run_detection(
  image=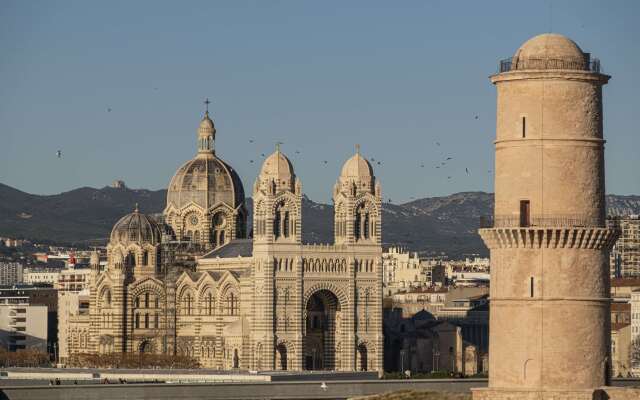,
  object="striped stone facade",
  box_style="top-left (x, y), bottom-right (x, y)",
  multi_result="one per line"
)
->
top-left (64, 113), bottom-right (383, 372)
